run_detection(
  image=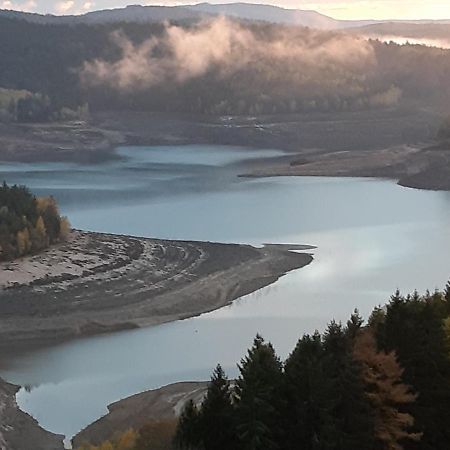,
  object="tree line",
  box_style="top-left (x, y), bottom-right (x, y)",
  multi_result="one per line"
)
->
top-left (1, 17), bottom-right (450, 118)
top-left (0, 182), bottom-right (70, 260)
top-left (0, 87), bottom-right (89, 123)
top-left (77, 283), bottom-right (450, 450)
